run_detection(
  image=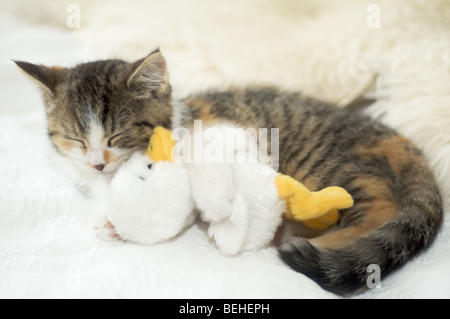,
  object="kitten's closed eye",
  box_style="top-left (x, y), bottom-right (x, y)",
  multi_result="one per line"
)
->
top-left (52, 134), bottom-right (86, 153)
top-left (67, 137), bottom-right (87, 149)
top-left (107, 133), bottom-right (124, 148)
